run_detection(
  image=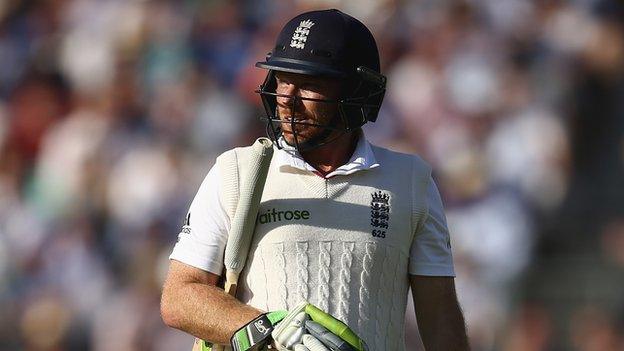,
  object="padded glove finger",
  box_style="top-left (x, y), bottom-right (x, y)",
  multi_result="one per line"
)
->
top-left (271, 302), bottom-right (310, 351)
top-left (302, 334), bottom-right (330, 351)
top-left (305, 321), bottom-right (355, 351)
top-left (304, 304), bottom-right (367, 351)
